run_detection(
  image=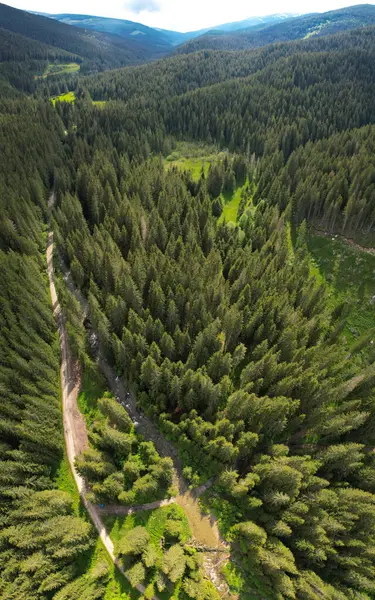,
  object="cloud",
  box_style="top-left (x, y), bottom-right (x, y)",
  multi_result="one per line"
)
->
top-left (124, 0), bottom-right (160, 12)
